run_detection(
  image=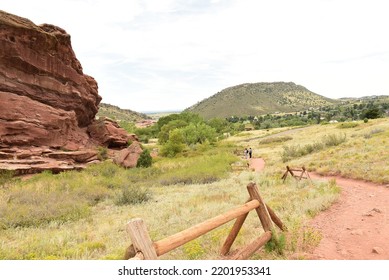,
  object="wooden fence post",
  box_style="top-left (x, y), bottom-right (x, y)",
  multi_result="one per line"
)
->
top-left (228, 231), bottom-right (272, 260)
top-left (154, 200), bottom-right (260, 256)
top-left (265, 203), bottom-right (287, 231)
top-left (220, 212), bottom-right (249, 256)
top-left (246, 183), bottom-right (274, 232)
top-left (126, 218), bottom-right (158, 260)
